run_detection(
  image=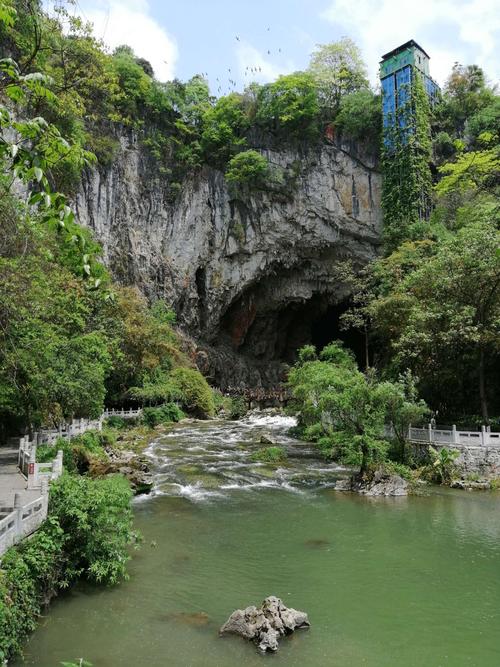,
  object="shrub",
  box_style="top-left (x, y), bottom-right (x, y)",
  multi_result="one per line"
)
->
top-left (382, 461), bottom-right (413, 481)
top-left (212, 389), bottom-right (231, 415)
top-left (0, 474), bottom-right (134, 662)
top-left (170, 367), bottom-right (215, 418)
top-left (225, 150), bottom-right (269, 186)
top-left (105, 415), bottom-right (127, 429)
top-left (229, 395), bottom-right (248, 420)
top-left (251, 446), bottom-right (287, 463)
top-left (425, 446), bottom-right (460, 485)
top-left (49, 473), bottom-right (135, 584)
top-left (0, 517), bottom-right (66, 662)
top-left (141, 403), bottom-right (185, 427)
top-left (36, 431), bottom-right (108, 474)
